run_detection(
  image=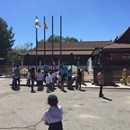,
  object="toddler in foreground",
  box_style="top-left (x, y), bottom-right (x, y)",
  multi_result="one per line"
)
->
top-left (41, 94), bottom-right (63, 130)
